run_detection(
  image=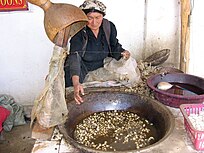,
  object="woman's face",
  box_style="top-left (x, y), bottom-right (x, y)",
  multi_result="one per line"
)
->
top-left (86, 12), bottom-right (103, 31)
